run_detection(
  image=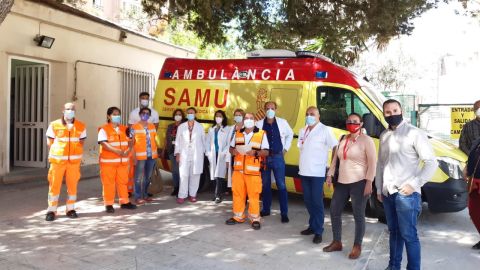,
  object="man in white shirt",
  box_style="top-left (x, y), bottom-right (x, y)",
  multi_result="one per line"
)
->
top-left (376, 99), bottom-right (437, 270)
top-left (297, 106), bottom-right (338, 244)
top-left (128, 92), bottom-right (159, 129)
top-left (256, 101), bottom-right (294, 223)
